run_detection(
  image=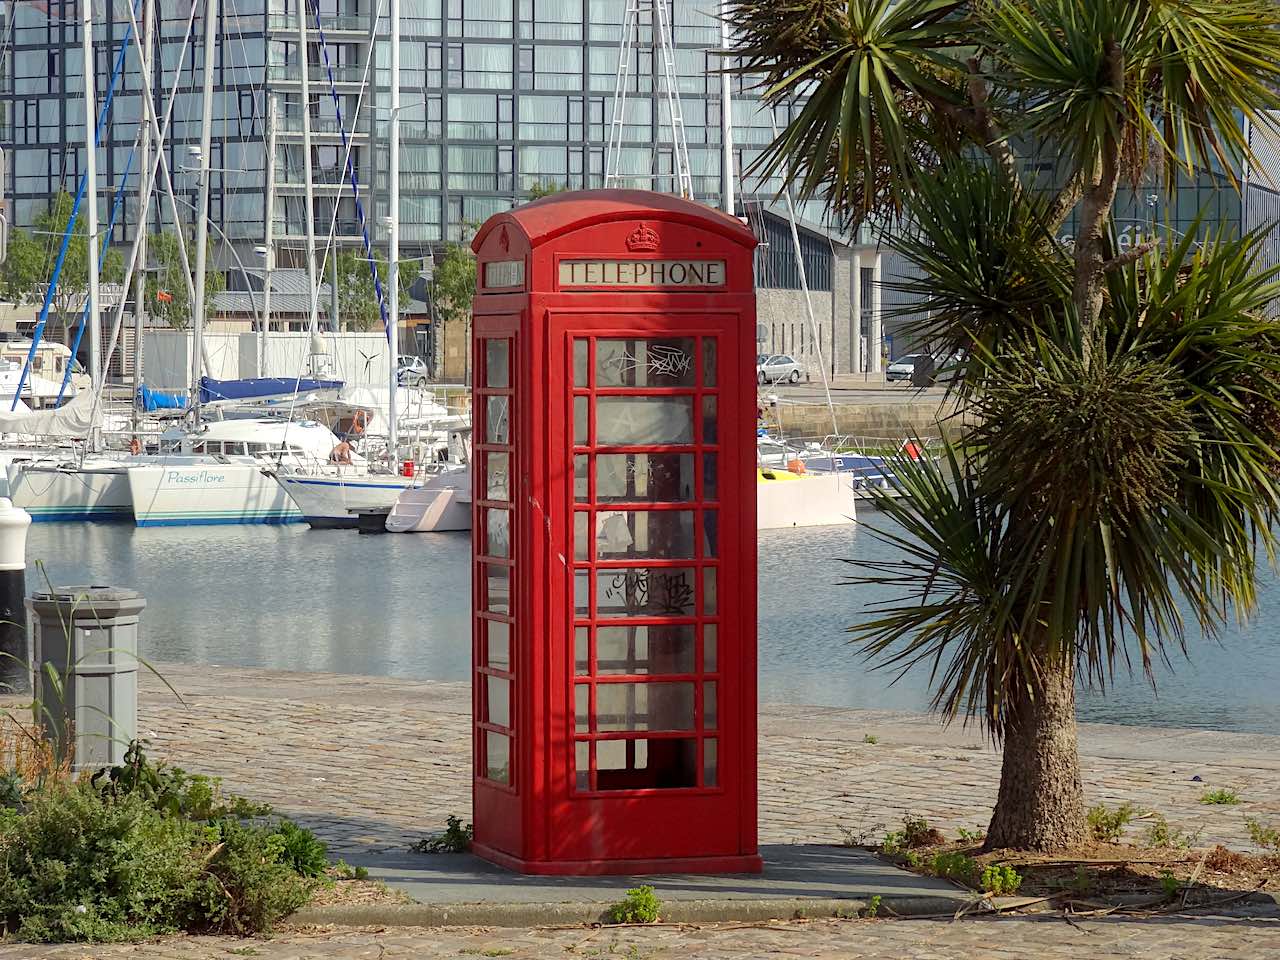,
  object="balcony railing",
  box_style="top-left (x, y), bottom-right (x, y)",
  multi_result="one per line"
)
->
top-left (275, 116), bottom-right (368, 138)
top-left (267, 13), bottom-right (370, 33)
top-left (267, 64), bottom-right (368, 85)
